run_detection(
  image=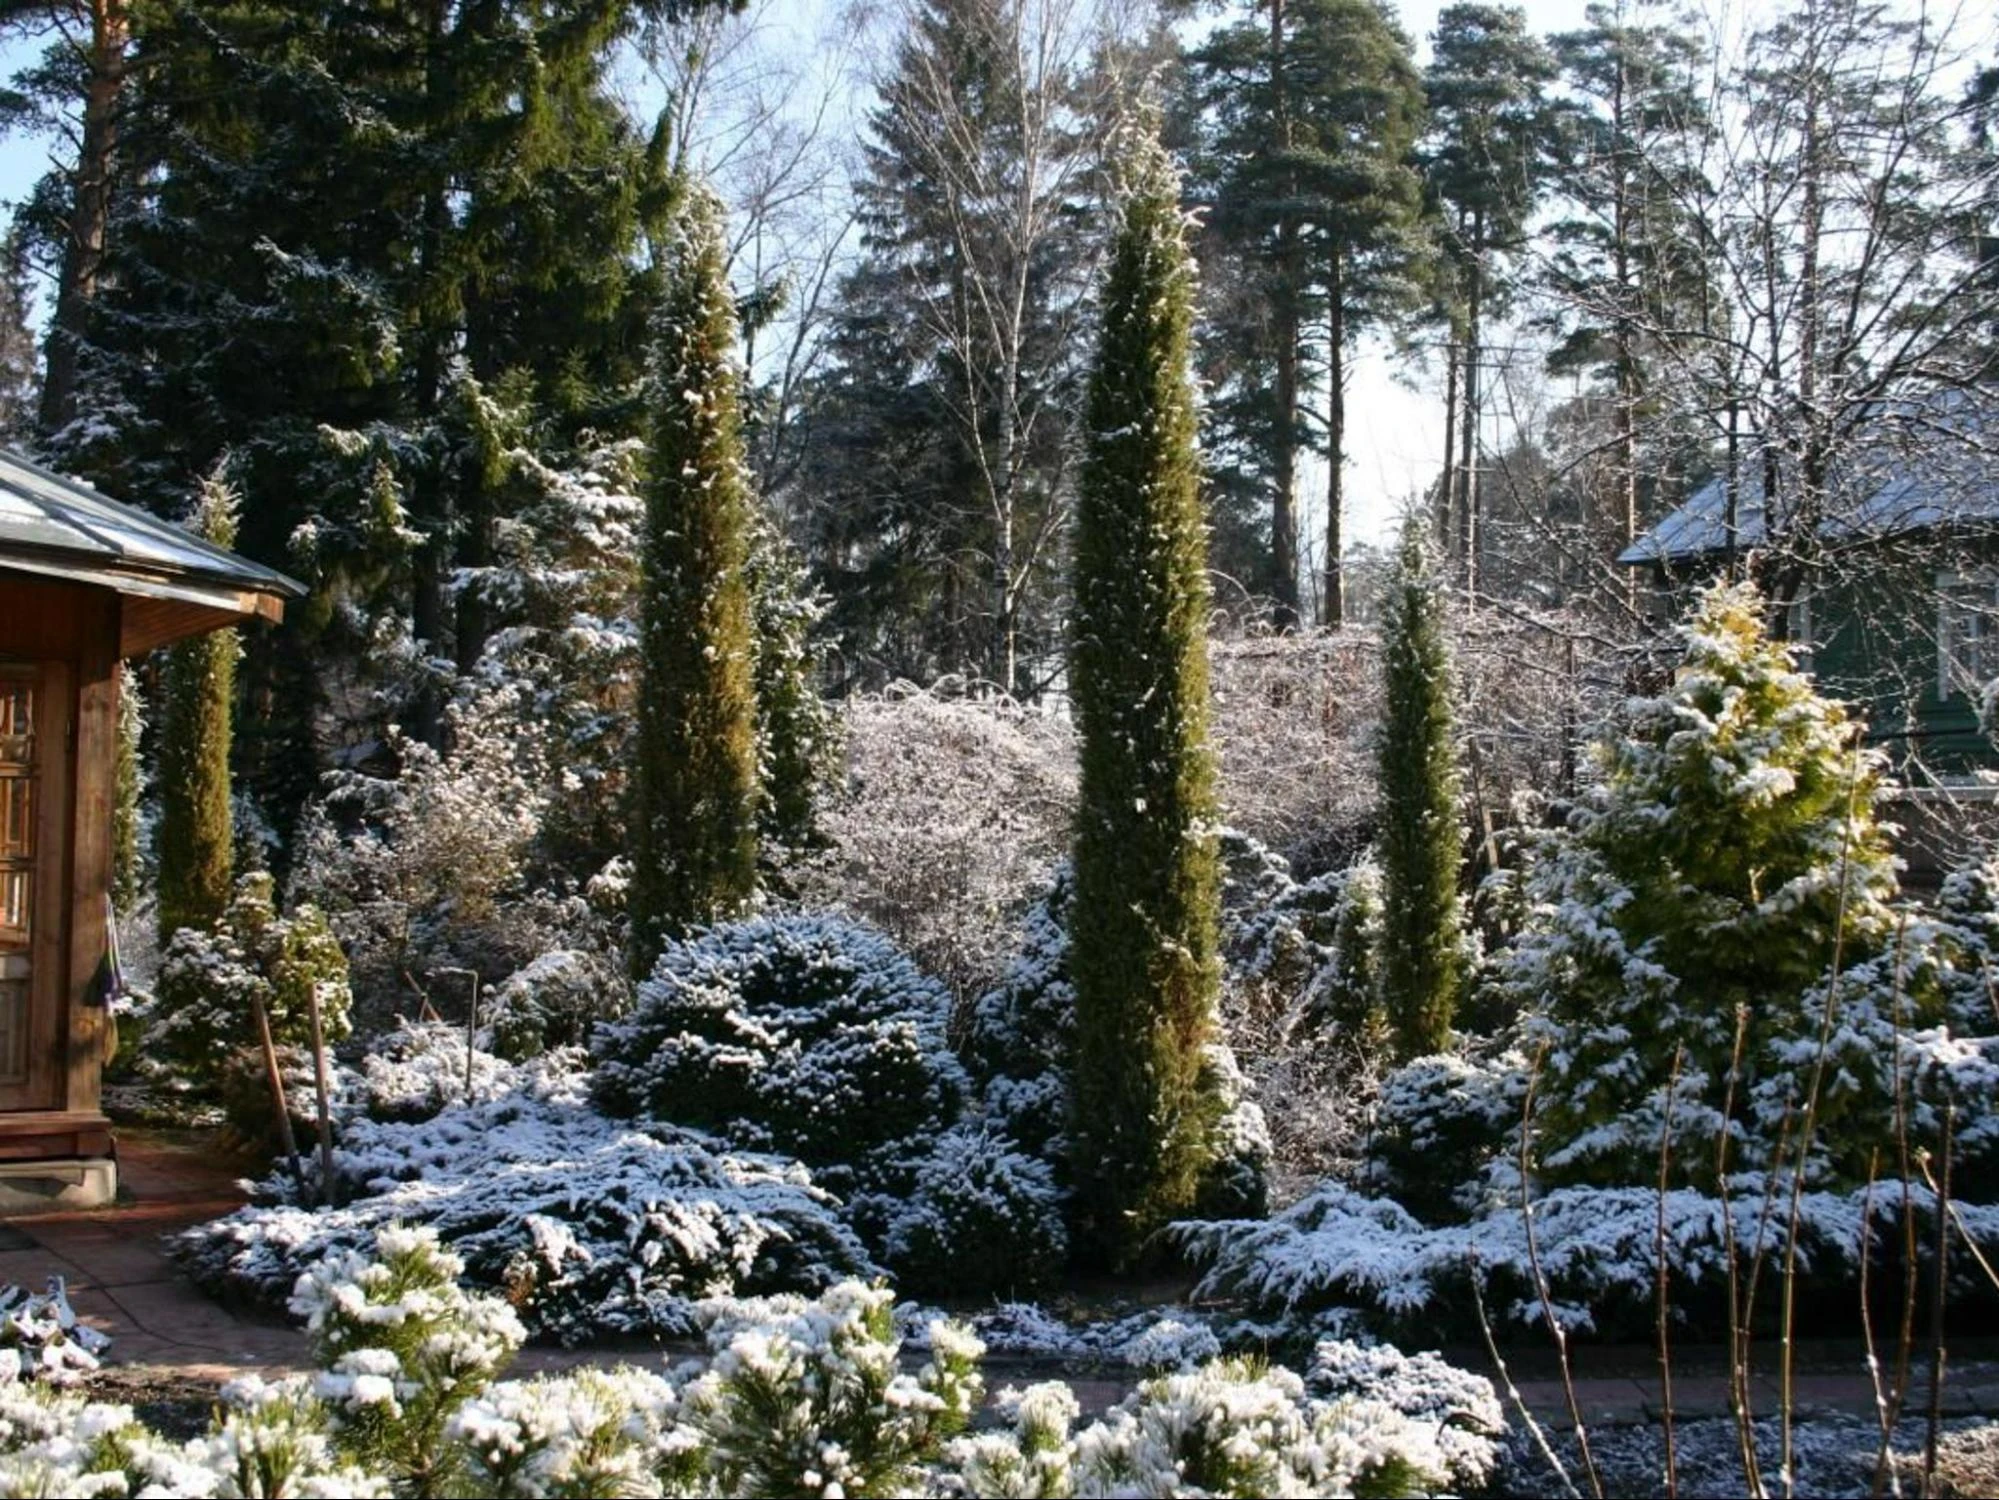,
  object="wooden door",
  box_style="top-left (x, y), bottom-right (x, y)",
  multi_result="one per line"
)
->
top-left (0, 661), bottom-right (68, 1111)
